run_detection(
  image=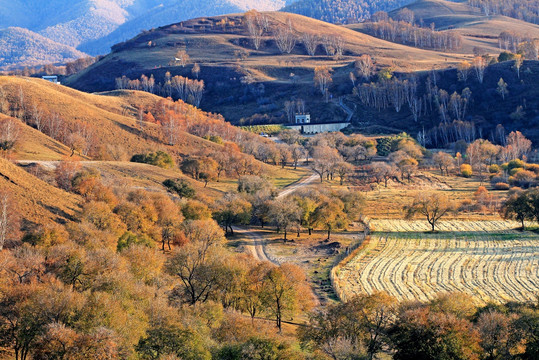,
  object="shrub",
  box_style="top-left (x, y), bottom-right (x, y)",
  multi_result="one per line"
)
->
top-left (494, 182), bottom-right (510, 190)
top-left (507, 159), bottom-right (525, 172)
top-left (117, 231), bottom-right (153, 252)
top-left (131, 151), bottom-right (175, 169)
top-left (163, 178), bottom-right (195, 199)
top-left (525, 163), bottom-right (539, 174)
top-left (488, 164), bottom-right (500, 174)
top-left (460, 164), bottom-right (473, 178)
top-left (510, 170), bottom-right (536, 188)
